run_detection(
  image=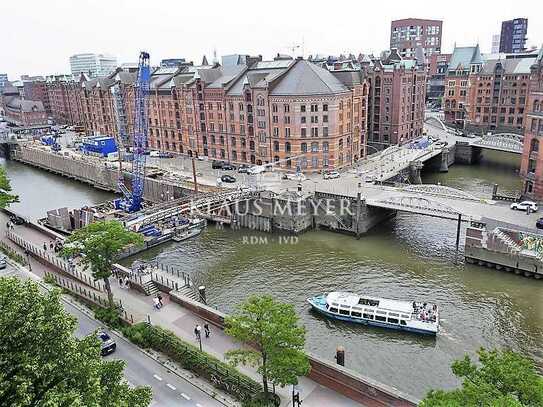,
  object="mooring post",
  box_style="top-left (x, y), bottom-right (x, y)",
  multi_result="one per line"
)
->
top-left (456, 213), bottom-right (462, 250)
top-left (335, 346), bottom-right (345, 366)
